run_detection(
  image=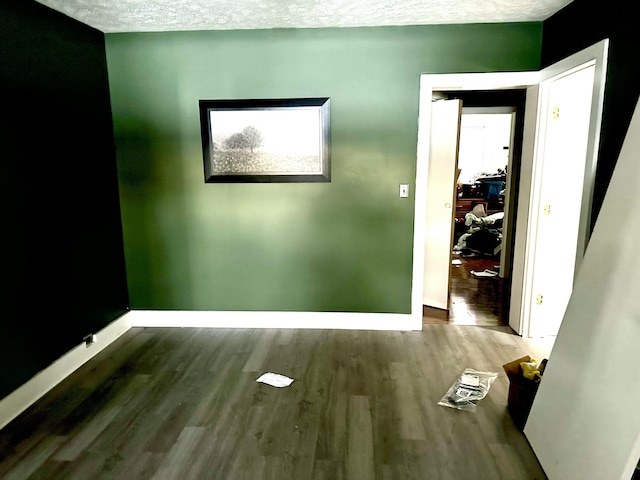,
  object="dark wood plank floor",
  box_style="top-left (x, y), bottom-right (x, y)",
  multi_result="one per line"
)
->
top-left (424, 253), bottom-right (507, 326)
top-left (0, 326), bottom-right (546, 479)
